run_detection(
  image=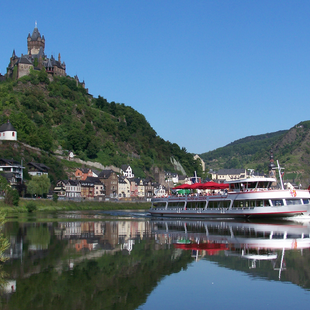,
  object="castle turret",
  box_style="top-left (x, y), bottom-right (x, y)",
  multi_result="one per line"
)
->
top-left (27, 22), bottom-right (45, 55)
